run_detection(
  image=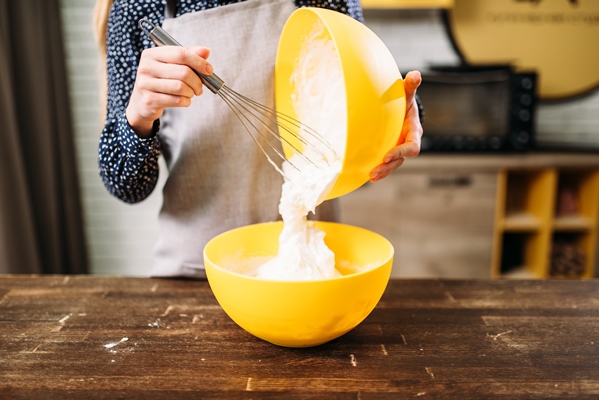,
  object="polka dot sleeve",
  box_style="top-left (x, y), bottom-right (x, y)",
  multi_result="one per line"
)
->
top-left (98, 0), bottom-right (164, 204)
top-left (98, 0), bottom-right (363, 204)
